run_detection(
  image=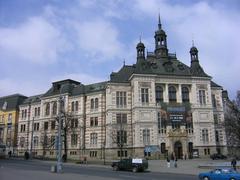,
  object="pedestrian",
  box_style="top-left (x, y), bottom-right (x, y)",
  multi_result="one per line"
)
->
top-left (8, 150), bottom-right (12, 158)
top-left (24, 151), bottom-right (29, 160)
top-left (174, 157), bottom-right (178, 168)
top-left (231, 158), bottom-right (237, 171)
top-left (166, 157), bottom-right (170, 168)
